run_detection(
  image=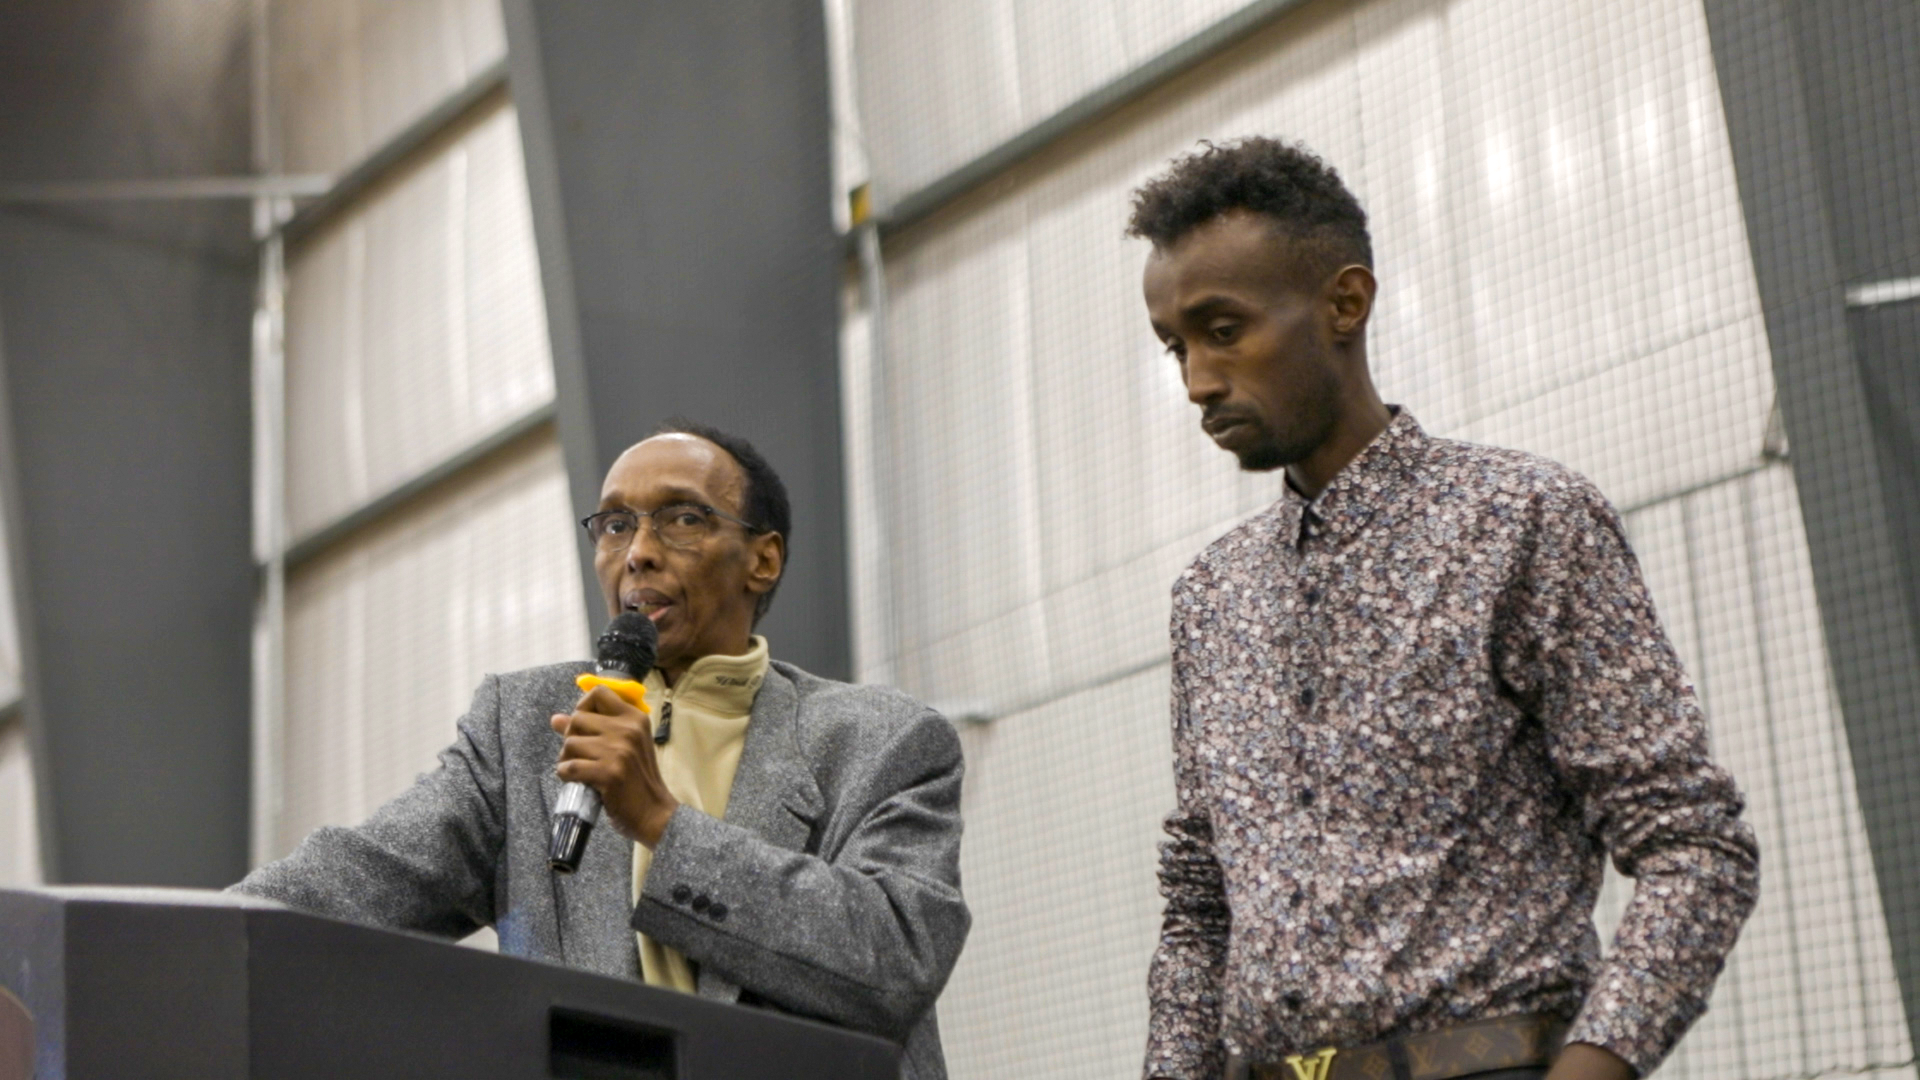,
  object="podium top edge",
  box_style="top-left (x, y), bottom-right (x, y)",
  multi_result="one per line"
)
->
top-left (1, 886), bottom-right (288, 910)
